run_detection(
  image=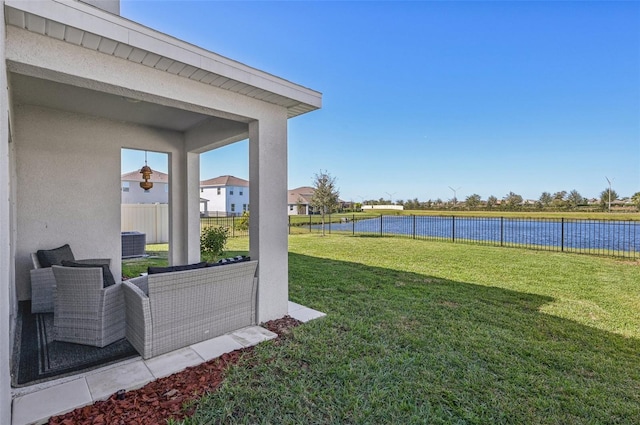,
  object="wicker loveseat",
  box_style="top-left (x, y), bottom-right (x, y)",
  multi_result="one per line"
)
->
top-left (122, 260), bottom-right (258, 359)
